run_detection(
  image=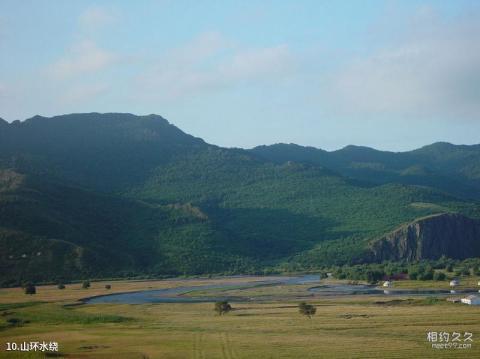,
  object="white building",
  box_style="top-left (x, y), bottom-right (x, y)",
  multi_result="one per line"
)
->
top-left (461, 295), bottom-right (480, 305)
top-left (450, 279), bottom-right (460, 287)
top-left (383, 281), bottom-right (392, 287)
